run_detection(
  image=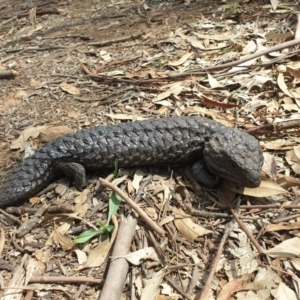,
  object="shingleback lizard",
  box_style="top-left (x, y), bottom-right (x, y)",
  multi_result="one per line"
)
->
top-left (0, 116), bottom-right (264, 207)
